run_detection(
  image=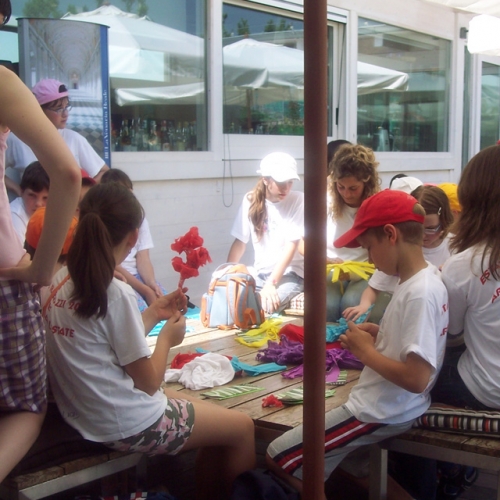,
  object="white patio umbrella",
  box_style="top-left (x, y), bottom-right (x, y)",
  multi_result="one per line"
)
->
top-left (113, 37), bottom-right (409, 106)
top-left (62, 5), bottom-right (204, 86)
top-left (357, 61), bottom-right (409, 95)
